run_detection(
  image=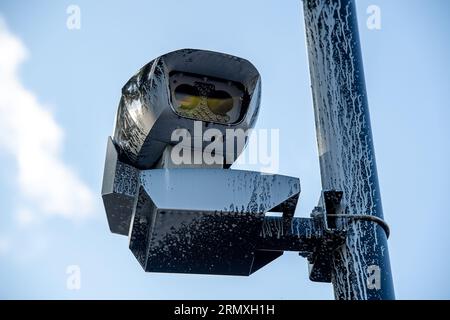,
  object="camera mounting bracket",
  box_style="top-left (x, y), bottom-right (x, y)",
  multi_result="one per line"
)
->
top-left (102, 137), bottom-right (389, 281)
